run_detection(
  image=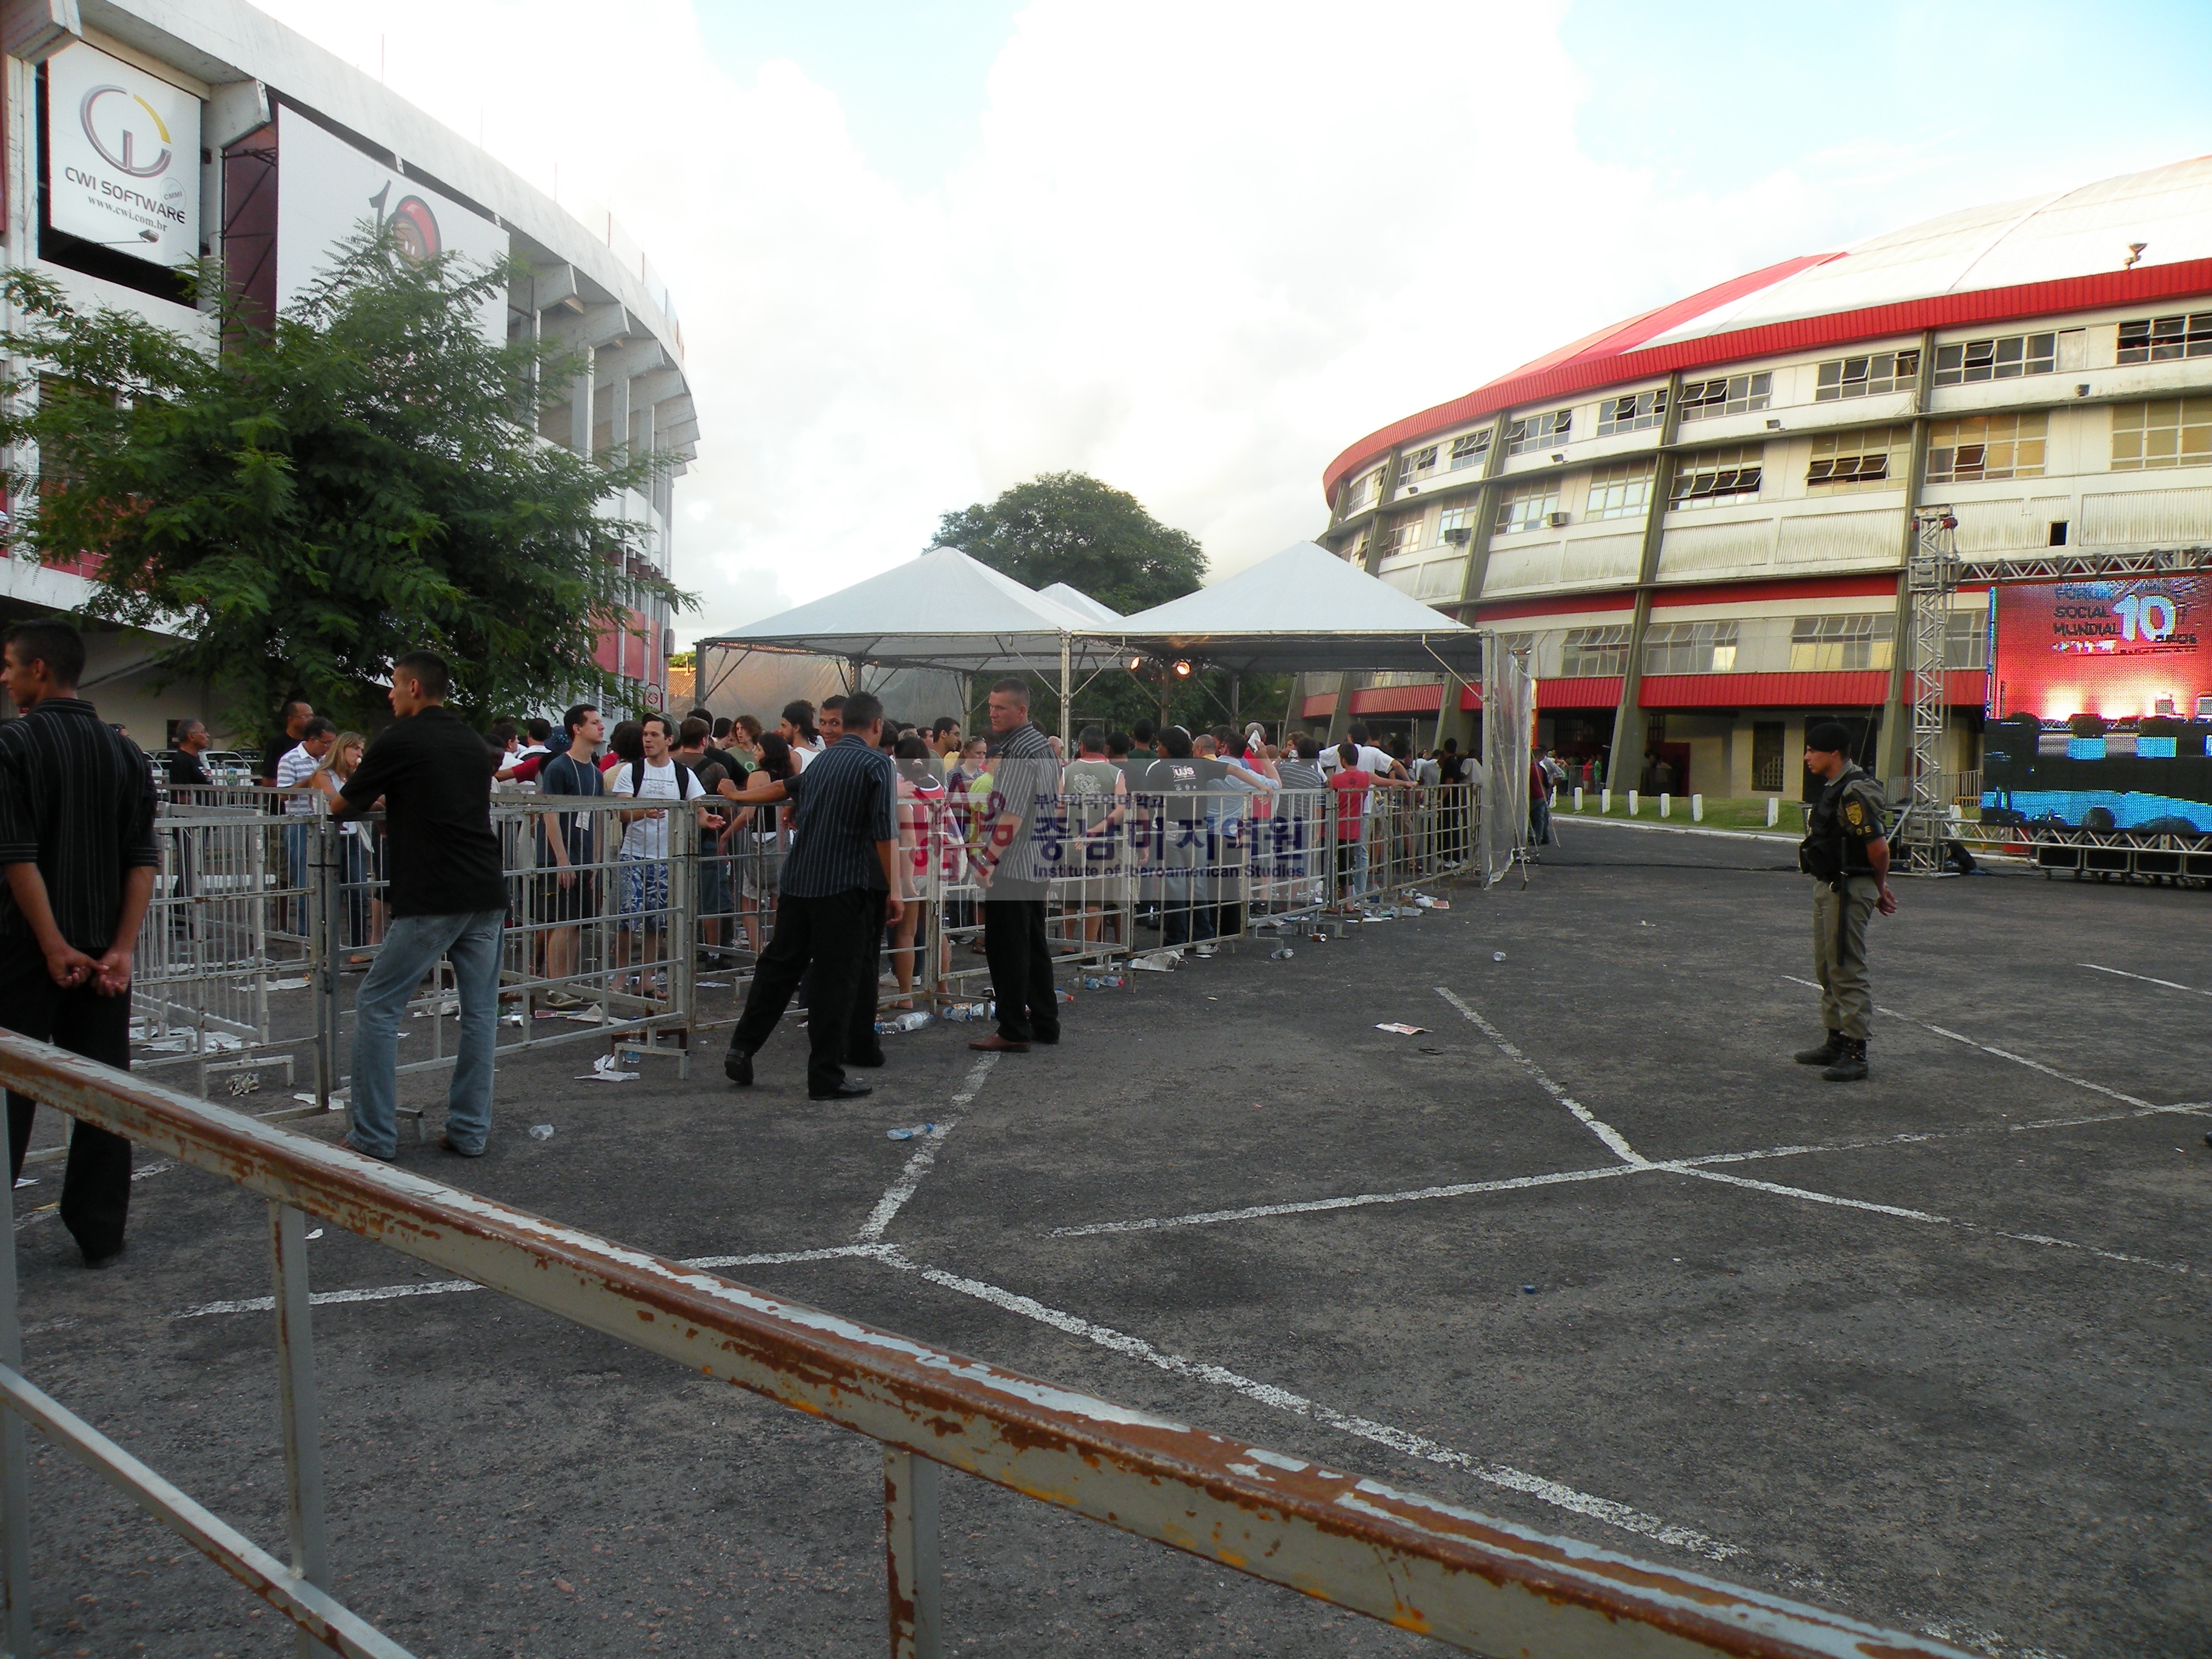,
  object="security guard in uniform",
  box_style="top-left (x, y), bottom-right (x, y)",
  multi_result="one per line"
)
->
top-left (1793, 721), bottom-right (1897, 1081)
